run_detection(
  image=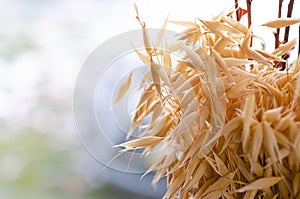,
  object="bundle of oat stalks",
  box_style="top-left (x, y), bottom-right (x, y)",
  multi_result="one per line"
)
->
top-left (115, 5), bottom-right (300, 199)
